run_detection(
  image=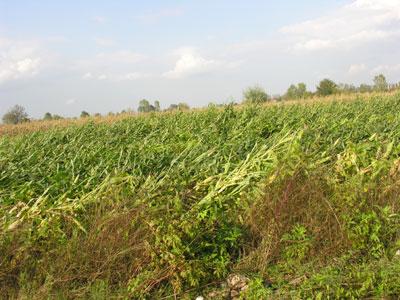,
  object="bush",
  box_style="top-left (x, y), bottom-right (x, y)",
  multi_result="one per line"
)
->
top-left (2, 105), bottom-right (29, 124)
top-left (243, 86), bottom-right (270, 104)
